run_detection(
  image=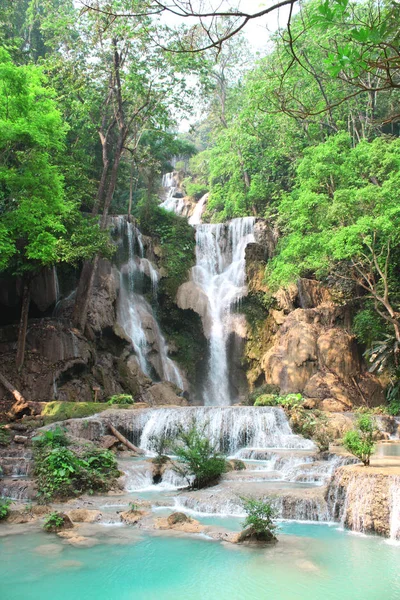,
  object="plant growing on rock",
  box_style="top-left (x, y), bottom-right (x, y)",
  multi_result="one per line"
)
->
top-left (0, 498), bottom-right (11, 520)
top-left (240, 497), bottom-right (278, 542)
top-left (0, 426), bottom-right (11, 447)
top-left (107, 394), bottom-right (134, 406)
top-left (43, 512), bottom-right (68, 532)
top-left (148, 433), bottom-right (171, 466)
top-left (172, 421), bottom-right (227, 489)
top-left (342, 413), bottom-right (377, 466)
top-left (33, 428), bottom-right (119, 500)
